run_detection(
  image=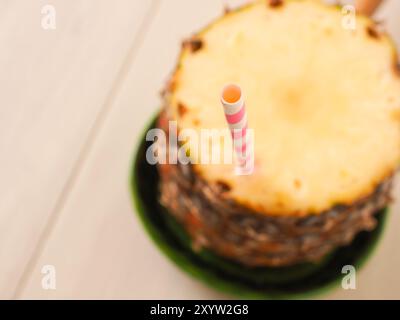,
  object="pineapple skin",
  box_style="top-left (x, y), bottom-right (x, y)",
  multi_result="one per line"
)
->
top-left (157, 110), bottom-right (392, 267)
